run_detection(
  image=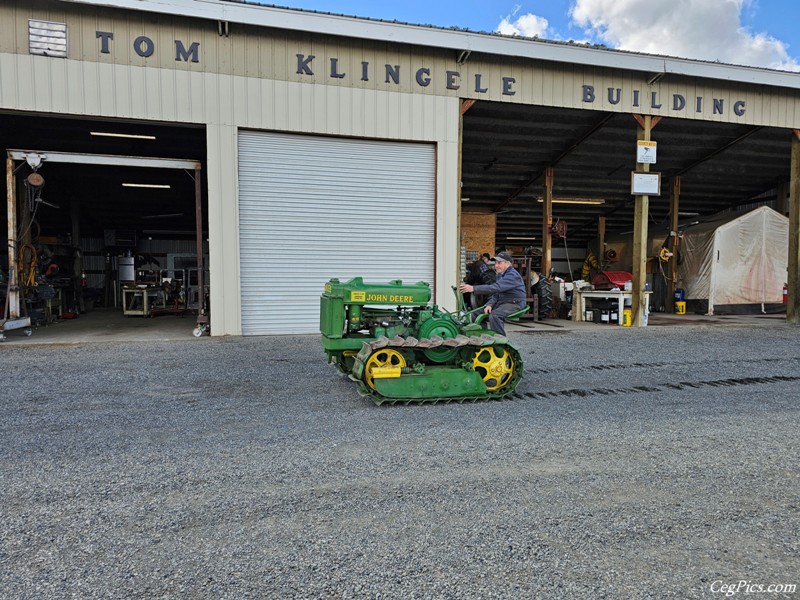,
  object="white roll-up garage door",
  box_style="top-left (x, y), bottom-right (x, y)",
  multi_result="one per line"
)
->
top-left (238, 131), bottom-right (435, 335)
